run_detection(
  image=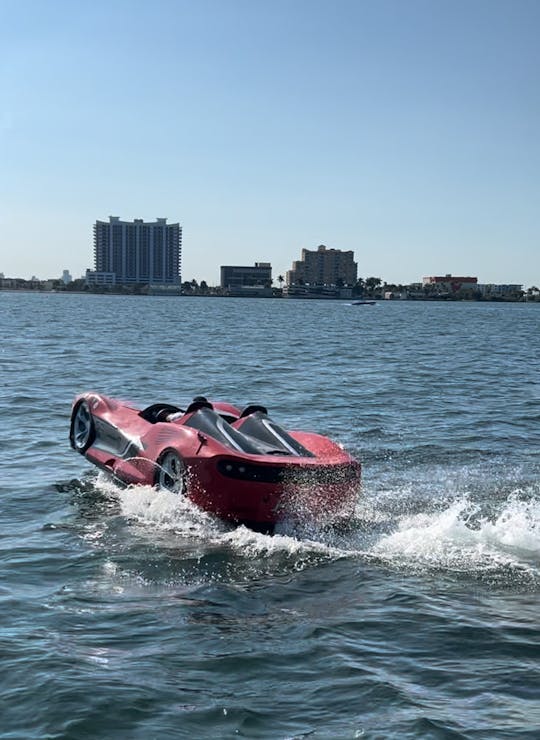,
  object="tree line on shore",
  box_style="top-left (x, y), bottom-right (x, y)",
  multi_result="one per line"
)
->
top-left (1, 275), bottom-right (538, 301)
